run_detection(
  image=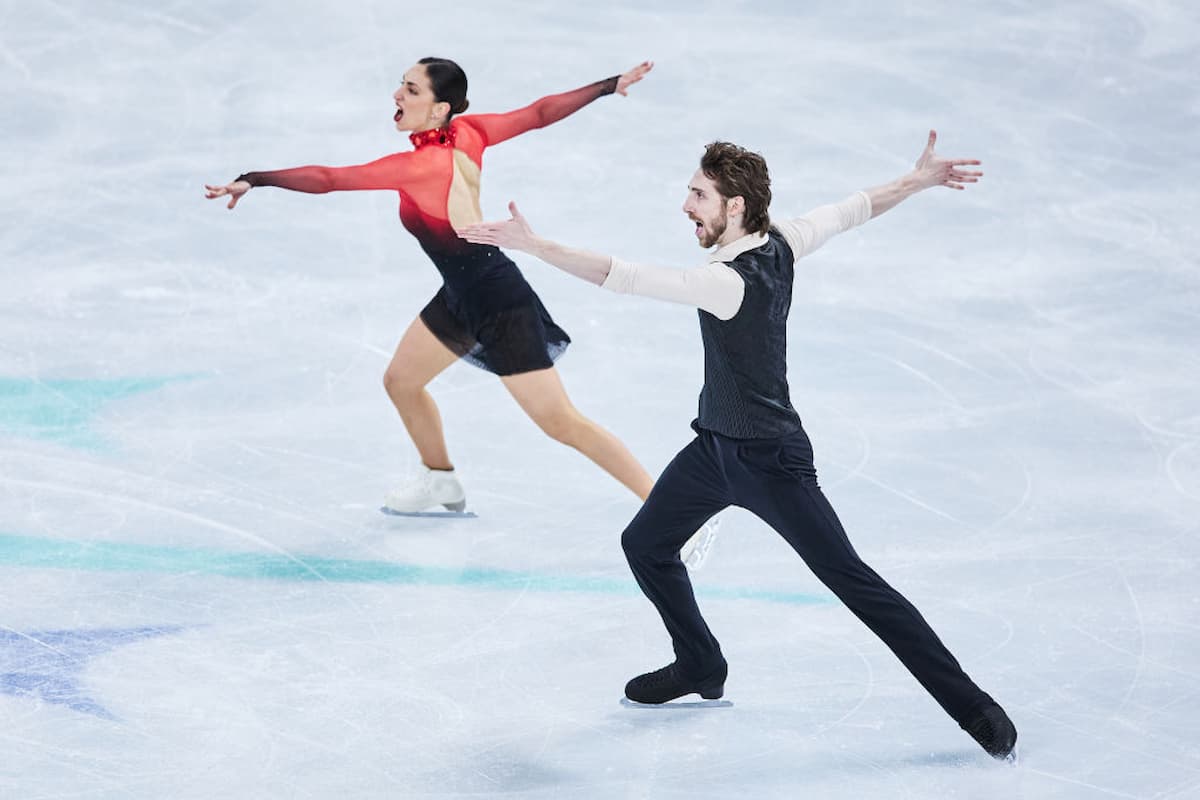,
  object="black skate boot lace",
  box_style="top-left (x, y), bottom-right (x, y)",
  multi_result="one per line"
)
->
top-left (638, 665), bottom-right (676, 688)
top-left (967, 714), bottom-right (998, 747)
